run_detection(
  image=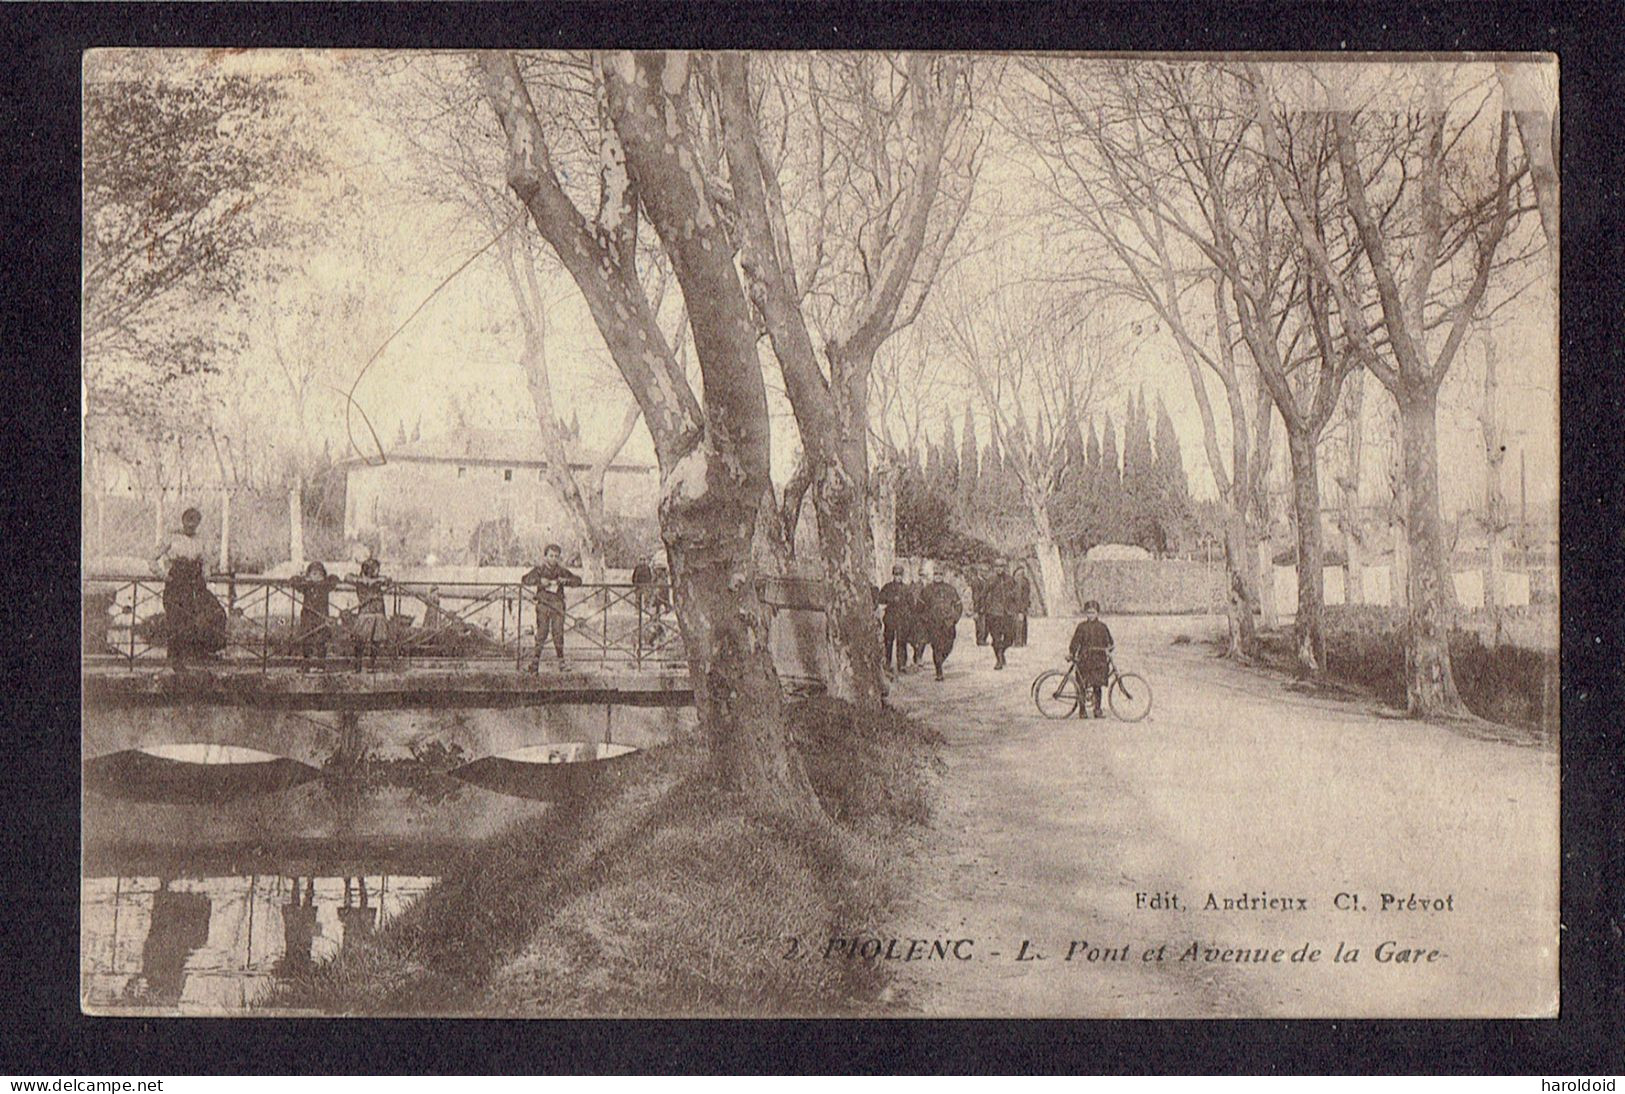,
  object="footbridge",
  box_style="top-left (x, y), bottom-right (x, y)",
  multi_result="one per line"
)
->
top-left (83, 573), bottom-right (828, 767)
